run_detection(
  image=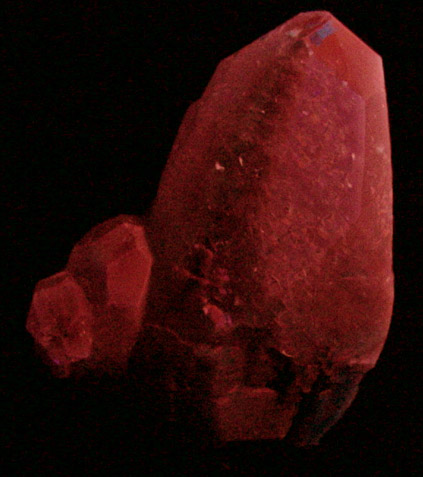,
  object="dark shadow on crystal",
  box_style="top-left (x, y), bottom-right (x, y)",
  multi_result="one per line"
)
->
top-left (285, 367), bottom-right (364, 446)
